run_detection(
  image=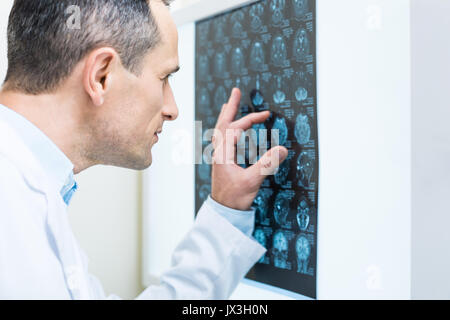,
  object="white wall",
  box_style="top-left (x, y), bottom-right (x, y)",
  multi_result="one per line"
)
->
top-left (171, 0), bottom-right (201, 11)
top-left (68, 167), bottom-right (142, 299)
top-left (316, 0), bottom-right (411, 299)
top-left (411, 0), bottom-right (450, 300)
top-left (142, 22), bottom-right (196, 287)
